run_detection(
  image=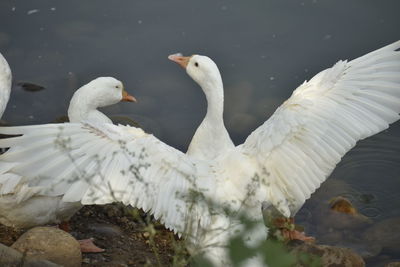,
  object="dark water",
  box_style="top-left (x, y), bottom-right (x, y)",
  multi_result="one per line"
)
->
top-left (1, 0), bottom-right (399, 265)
